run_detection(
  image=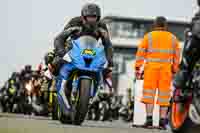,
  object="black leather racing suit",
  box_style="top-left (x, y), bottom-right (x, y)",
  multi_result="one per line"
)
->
top-left (174, 10), bottom-right (200, 89)
top-left (53, 16), bottom-right (113, 68)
